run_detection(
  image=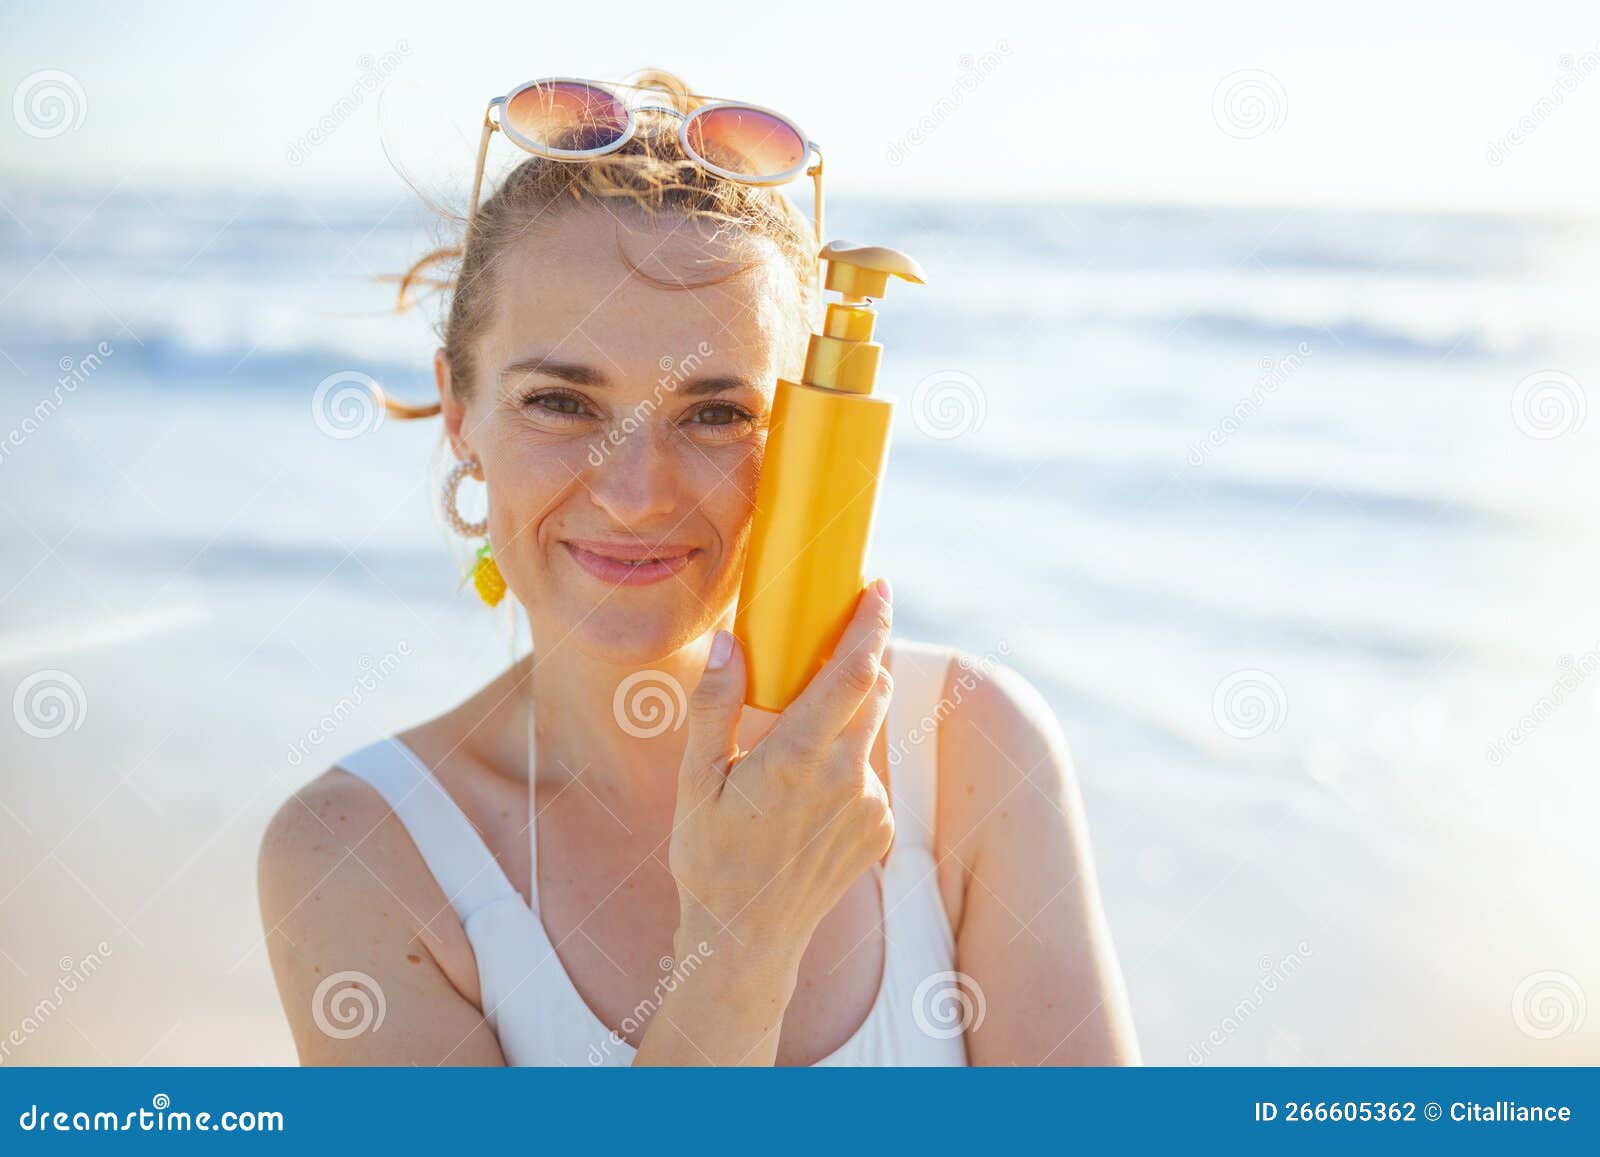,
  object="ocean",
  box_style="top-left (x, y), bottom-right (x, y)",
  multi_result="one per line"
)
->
top-left (1, 181), bottom-right (1597, 1064)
